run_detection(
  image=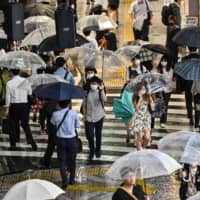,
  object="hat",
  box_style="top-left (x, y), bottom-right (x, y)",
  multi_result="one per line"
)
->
top-left (56, 57), bottom-right (66, 68)
top-left (85, 66), bottom-right (97, 74)
top-left (89, 76), bottom-right (102, 84)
